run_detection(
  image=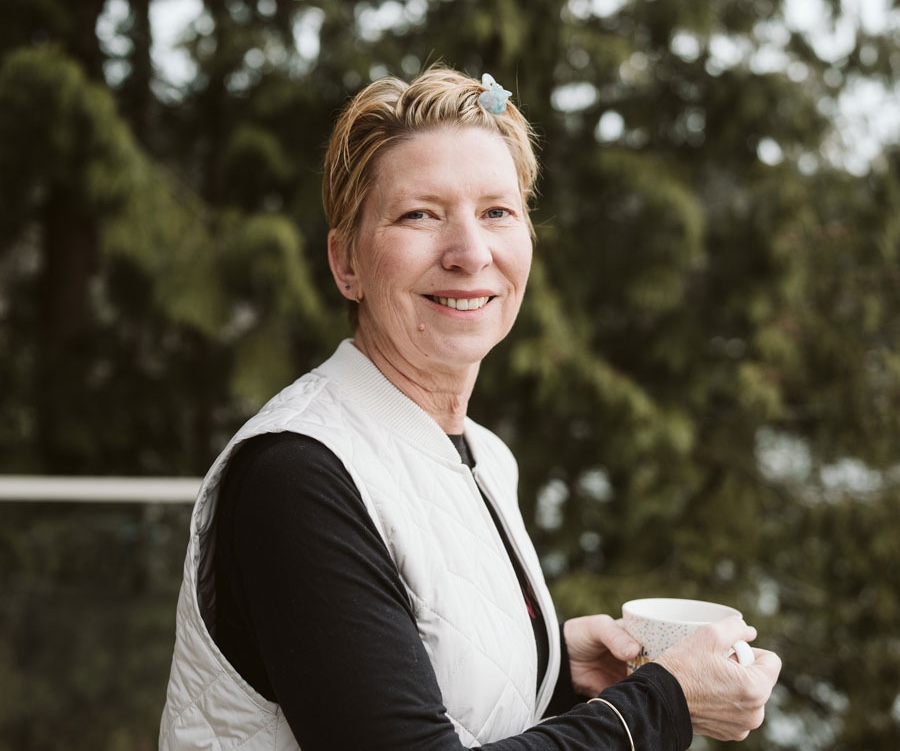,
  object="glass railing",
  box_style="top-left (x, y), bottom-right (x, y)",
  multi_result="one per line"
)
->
top-left (0, 477), bottom-right (200, 751)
